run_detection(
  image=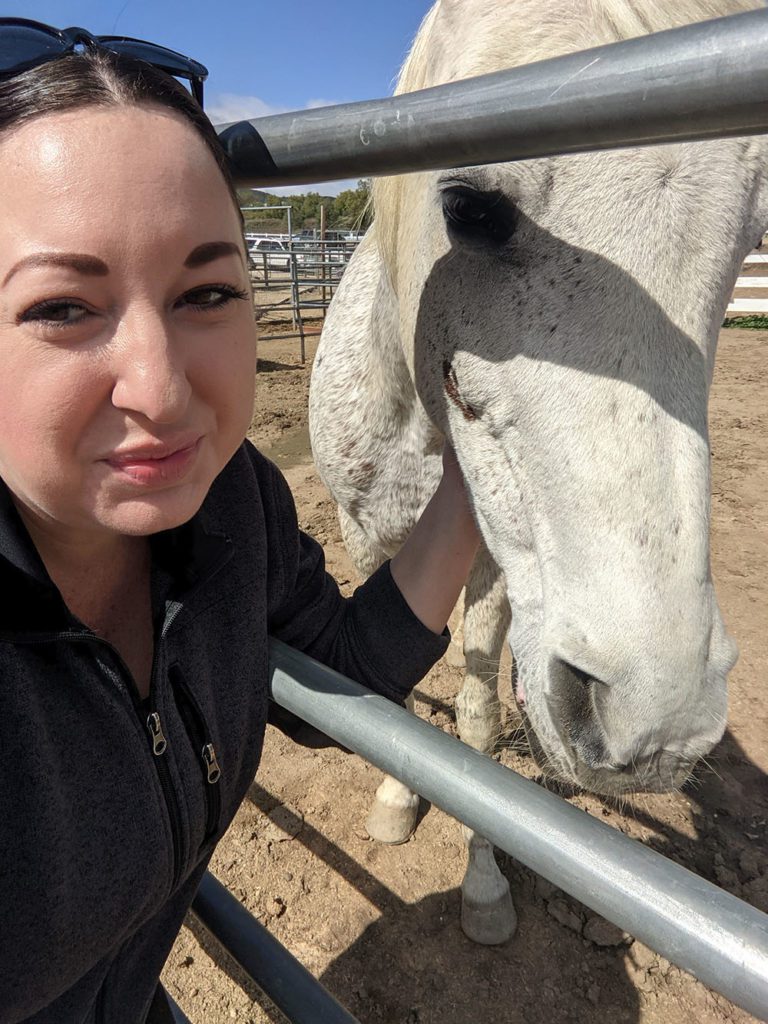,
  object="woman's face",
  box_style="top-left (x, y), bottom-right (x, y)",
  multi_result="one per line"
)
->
top-left (0, 103), bottom-right (257, 545)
